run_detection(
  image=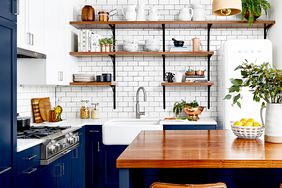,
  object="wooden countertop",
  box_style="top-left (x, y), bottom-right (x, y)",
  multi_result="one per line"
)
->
top-left (117, 130), bottom-right (282, 169)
